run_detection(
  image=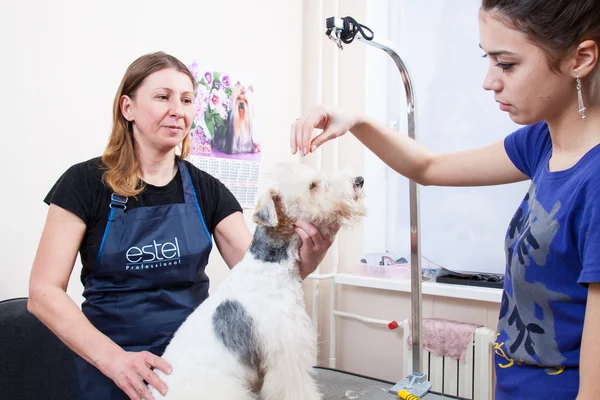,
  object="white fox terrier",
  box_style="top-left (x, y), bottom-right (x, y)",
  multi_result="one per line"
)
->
top-left (150, 163), bottom-right (366, 400)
